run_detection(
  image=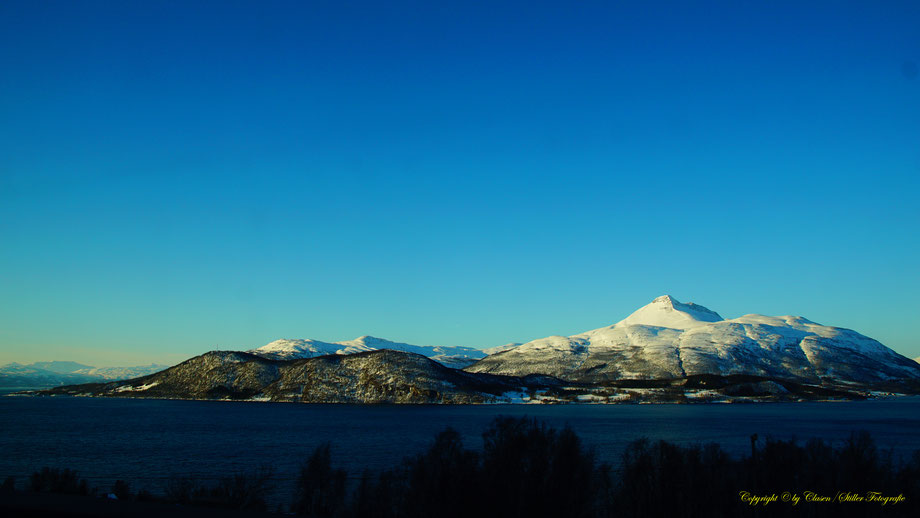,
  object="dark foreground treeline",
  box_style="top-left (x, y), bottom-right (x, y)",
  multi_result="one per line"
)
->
top-left (4, 417), bottom-right (919, 518)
